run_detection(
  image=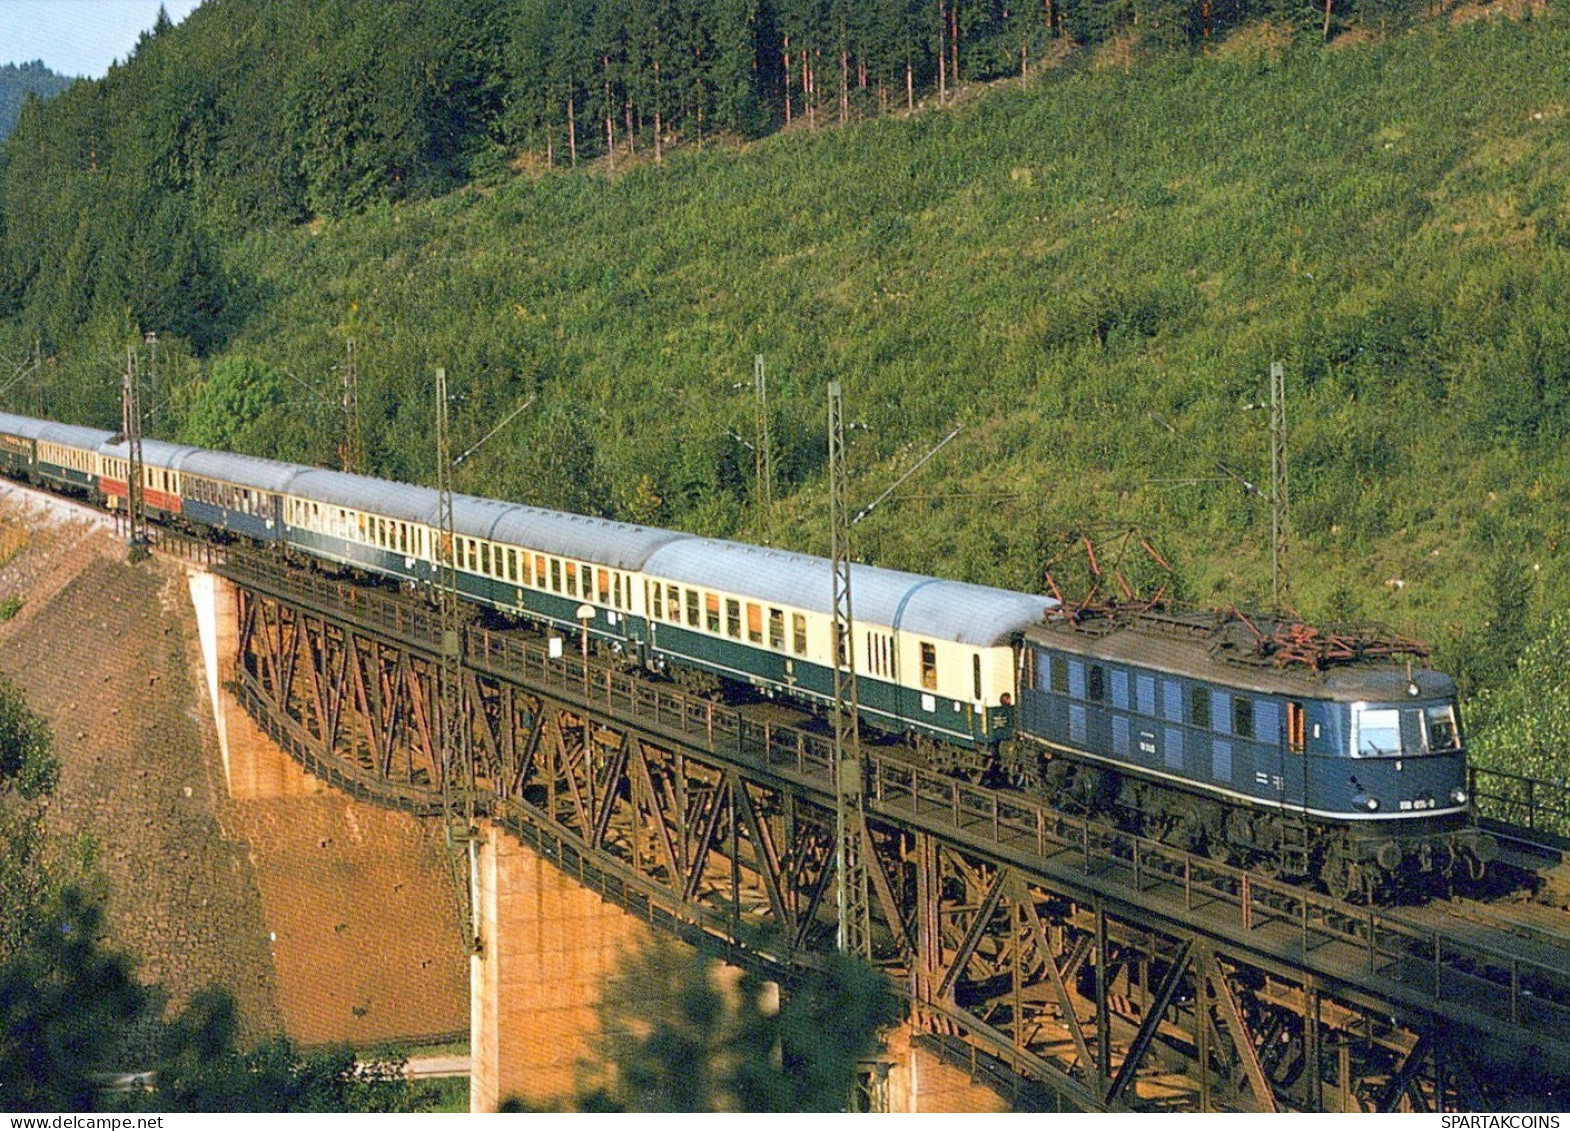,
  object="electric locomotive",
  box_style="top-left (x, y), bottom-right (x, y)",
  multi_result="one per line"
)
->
top-left (1008, 605), bottom-right (1493, 899)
